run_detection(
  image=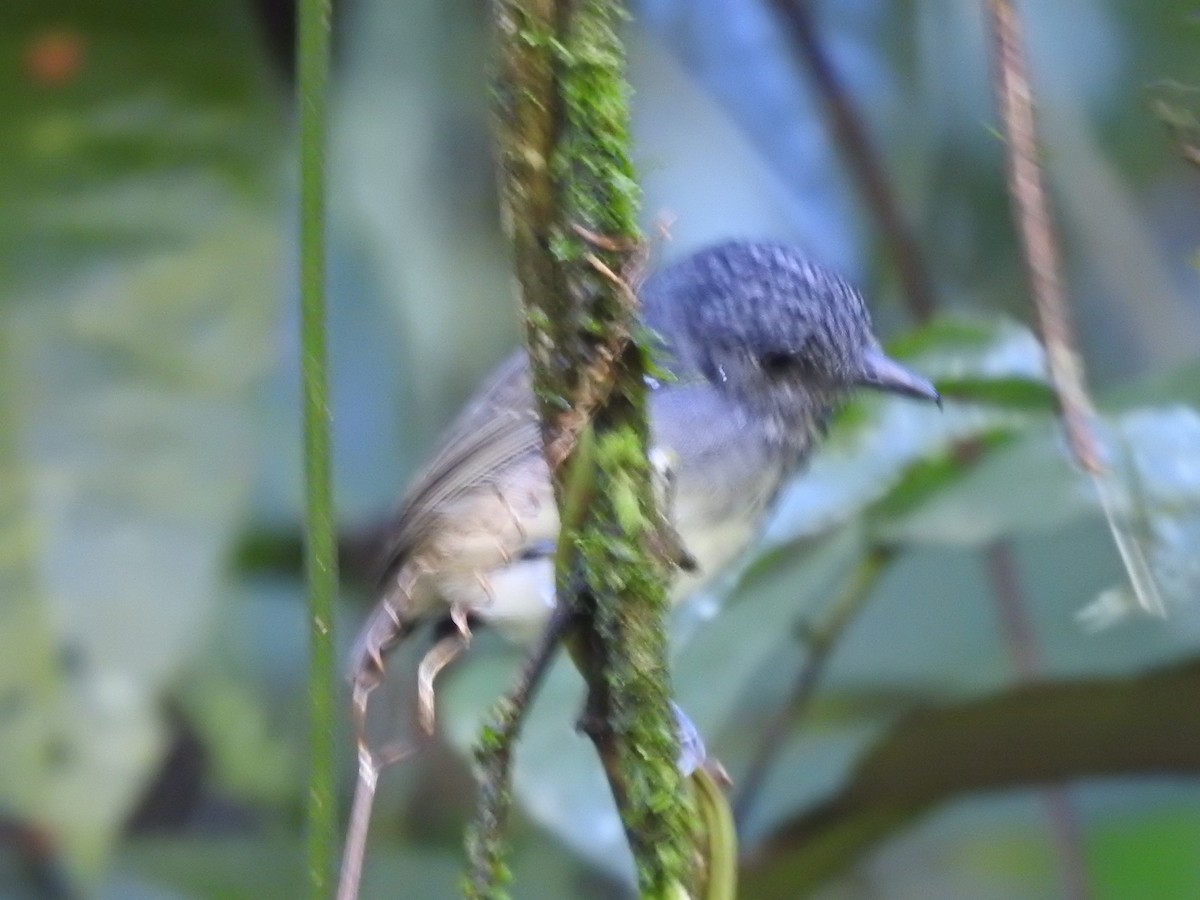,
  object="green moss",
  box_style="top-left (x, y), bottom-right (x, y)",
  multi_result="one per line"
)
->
top-left (552, 0), bottom-right (641, 255)
top-left (568, 425), bottom-right (696, 896)
top-left (483, 0), bottom-right (699, 896)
